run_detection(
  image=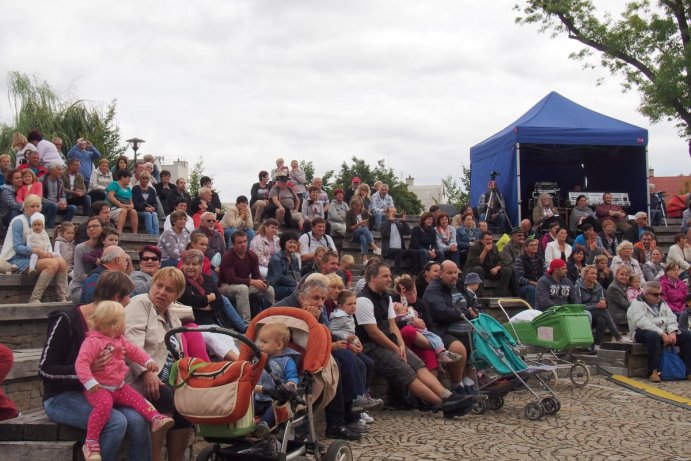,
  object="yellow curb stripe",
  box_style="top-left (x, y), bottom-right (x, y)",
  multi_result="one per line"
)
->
top-left (609, 374), bottom-right (691, 408)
